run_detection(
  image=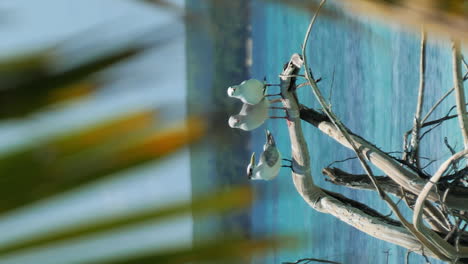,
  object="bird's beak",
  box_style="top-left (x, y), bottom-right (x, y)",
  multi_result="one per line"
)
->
top-left (249, 152), bottom-right (256, 168)
top-left (247, 152), bottom-right (255, 179)
top-left (265, 129), bottom-right (275, 145)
